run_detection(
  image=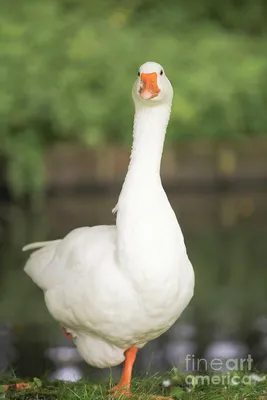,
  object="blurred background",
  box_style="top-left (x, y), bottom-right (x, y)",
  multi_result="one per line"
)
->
top-left (0, 0), bottom-right (266, 383)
